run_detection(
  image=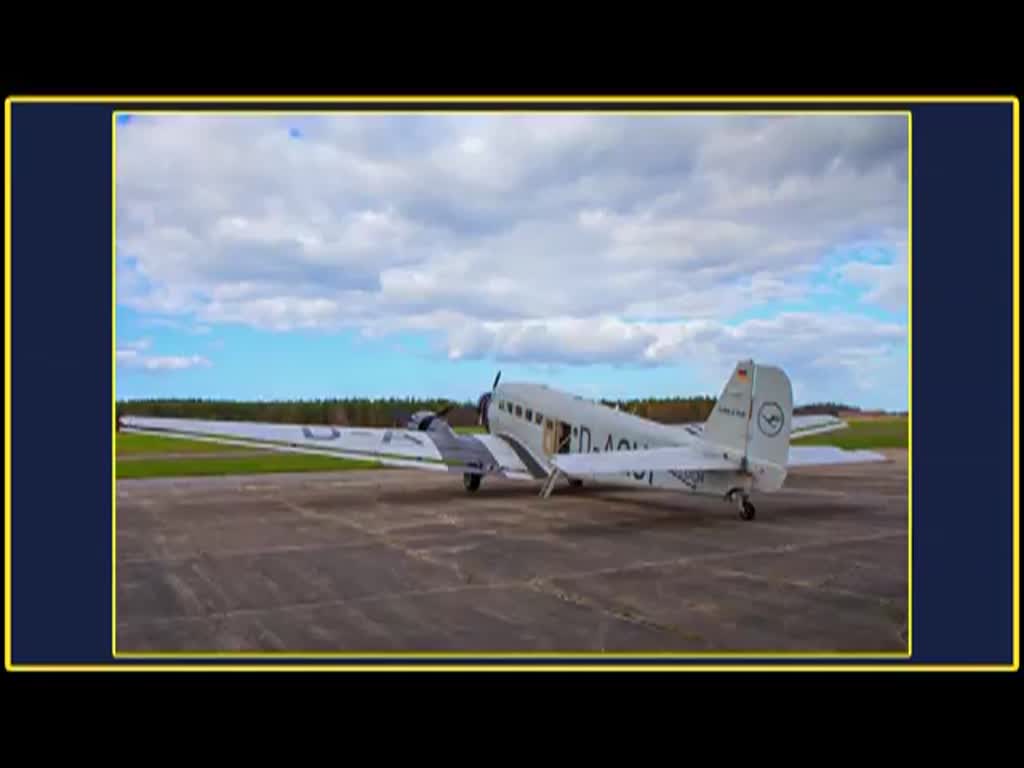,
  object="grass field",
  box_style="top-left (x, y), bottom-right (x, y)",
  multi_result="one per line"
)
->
top-left (117, 454), bottom-right (379, 479)
top-left (792, 416), bottom-right (908, 450)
